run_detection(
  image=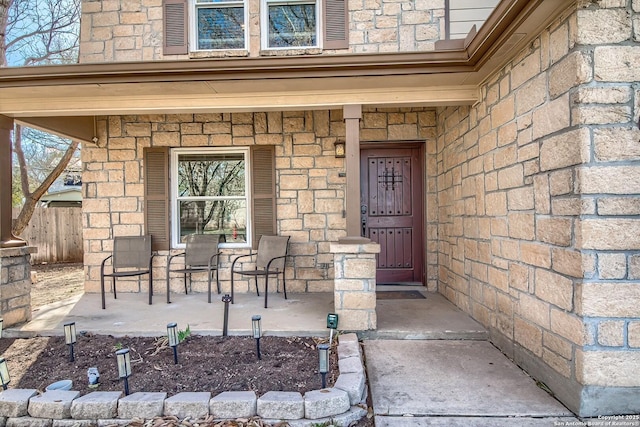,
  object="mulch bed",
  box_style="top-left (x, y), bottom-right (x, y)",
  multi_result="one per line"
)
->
top-left (0, 333), bottom-right (340, 397)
